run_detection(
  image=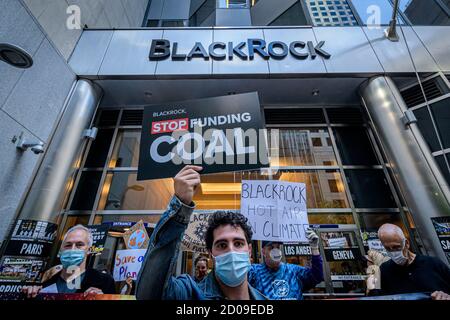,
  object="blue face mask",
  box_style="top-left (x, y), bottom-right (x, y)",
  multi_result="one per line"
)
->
top-left (59, 249), bottom-right (86, 269)
top-left (214, 251), bottom-right (250, 287)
